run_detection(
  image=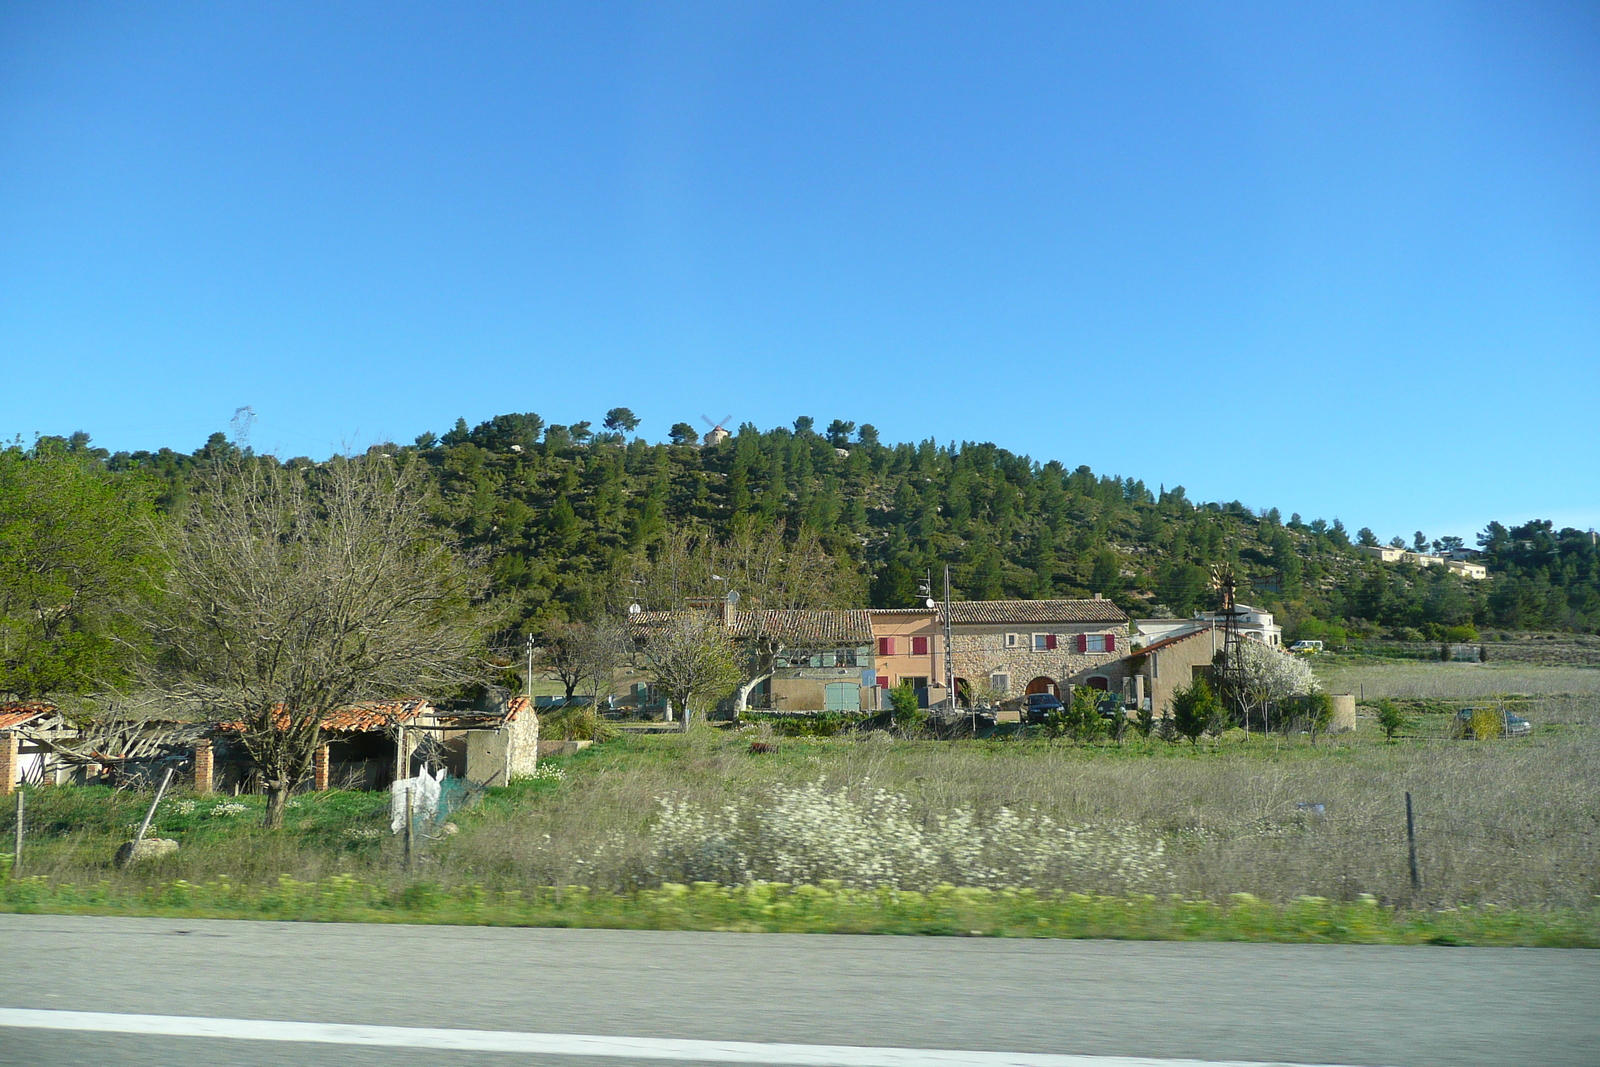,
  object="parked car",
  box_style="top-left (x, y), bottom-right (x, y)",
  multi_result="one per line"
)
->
top-left (1023, 692), bottom-right (1064, 724)
top-left (1456, 707), bottom-right (1532, 739)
